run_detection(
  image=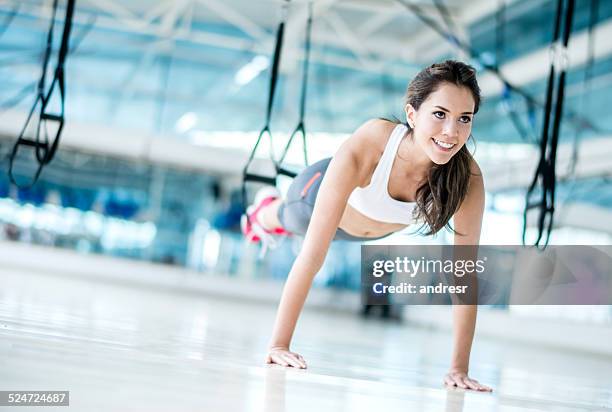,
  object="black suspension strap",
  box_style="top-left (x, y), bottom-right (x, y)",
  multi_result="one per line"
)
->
top-left (241, 0), bottom-right (289, 211)
top-left (277, 1), bottom-right (313, 175)
top-left (8, 0), bottom-right (76, 188)
top-left (0, 13), bottom-right (94, 115)
top-left (242, 0), bottom-right (315, 214)
top-left (522, 0), bottom-right (575, 248)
